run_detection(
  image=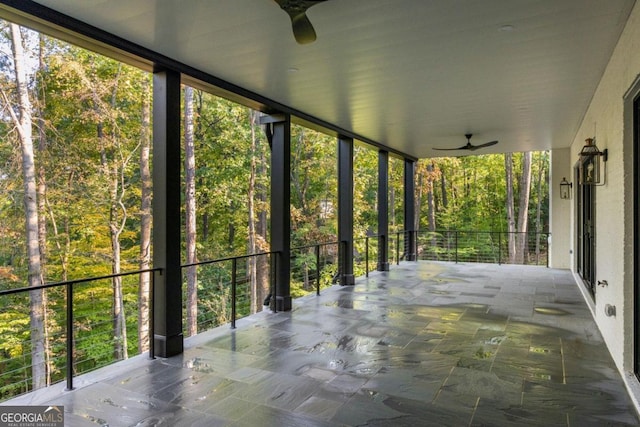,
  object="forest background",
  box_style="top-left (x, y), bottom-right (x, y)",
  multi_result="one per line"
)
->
top-left (0, 24), bottom-right (548, 398)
